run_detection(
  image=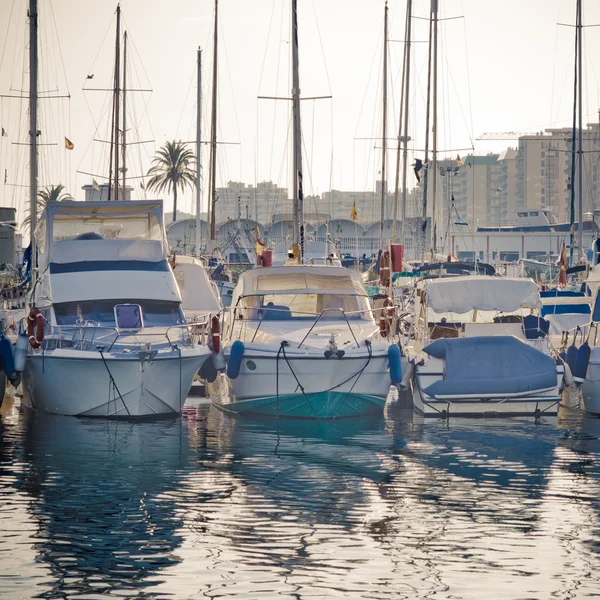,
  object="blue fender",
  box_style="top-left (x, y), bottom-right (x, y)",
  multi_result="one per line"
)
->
top-left (573, 341), bottom-right (591, 384)
top-left (198, 355), bottom-right (218, 383)
top-left (0, 335), bottom-right (15, 378)
top-left (566, 343), bottom-right (578, 373)
top-left (226, 340), bottom-right (245, 380)
top-left (388, 343), bottom-right (403, 385)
